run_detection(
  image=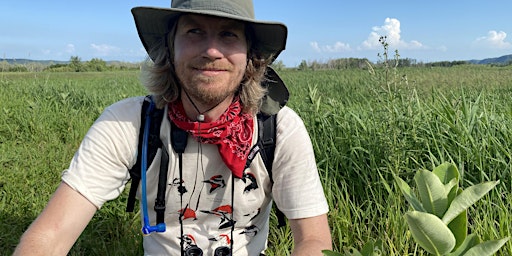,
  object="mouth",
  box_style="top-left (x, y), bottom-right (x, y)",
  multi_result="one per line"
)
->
top-left (193, 62), bottom-right (230, 72)
top-left (193, 66), bottom-right (229, 77)
top-left (196, 67), bottom-right (225, 72)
